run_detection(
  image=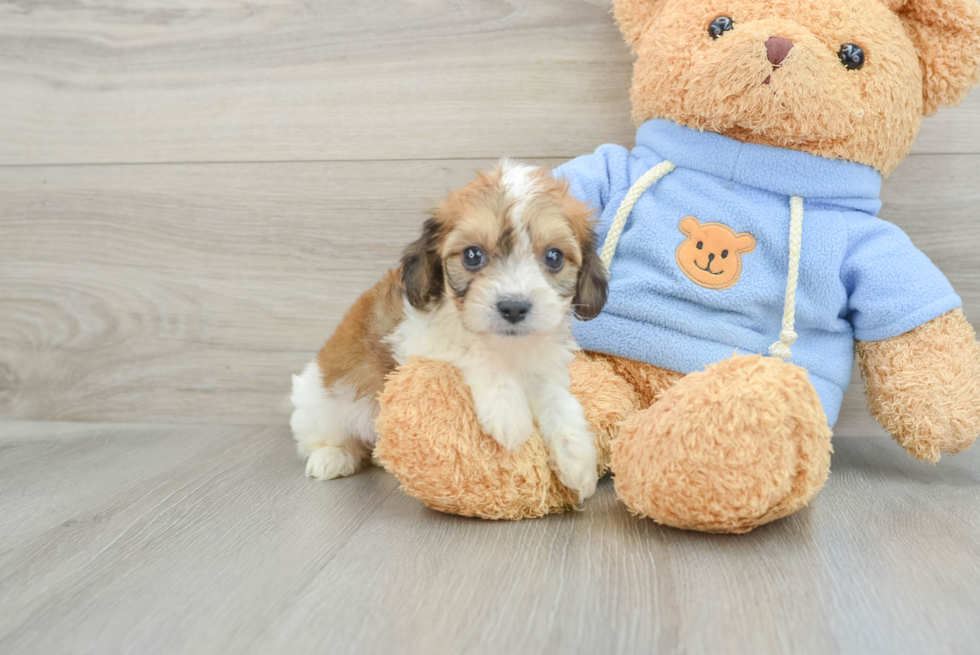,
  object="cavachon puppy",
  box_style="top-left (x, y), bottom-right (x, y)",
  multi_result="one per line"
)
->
top-left (290, 161), bottom-right (609, 500)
